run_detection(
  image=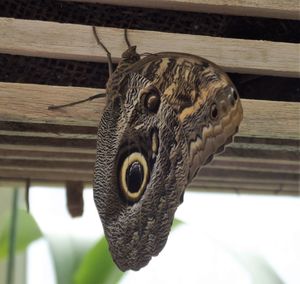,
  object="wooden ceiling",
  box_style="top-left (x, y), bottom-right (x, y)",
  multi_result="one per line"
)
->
top-left (0, 1), bottom-right (299, 195)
